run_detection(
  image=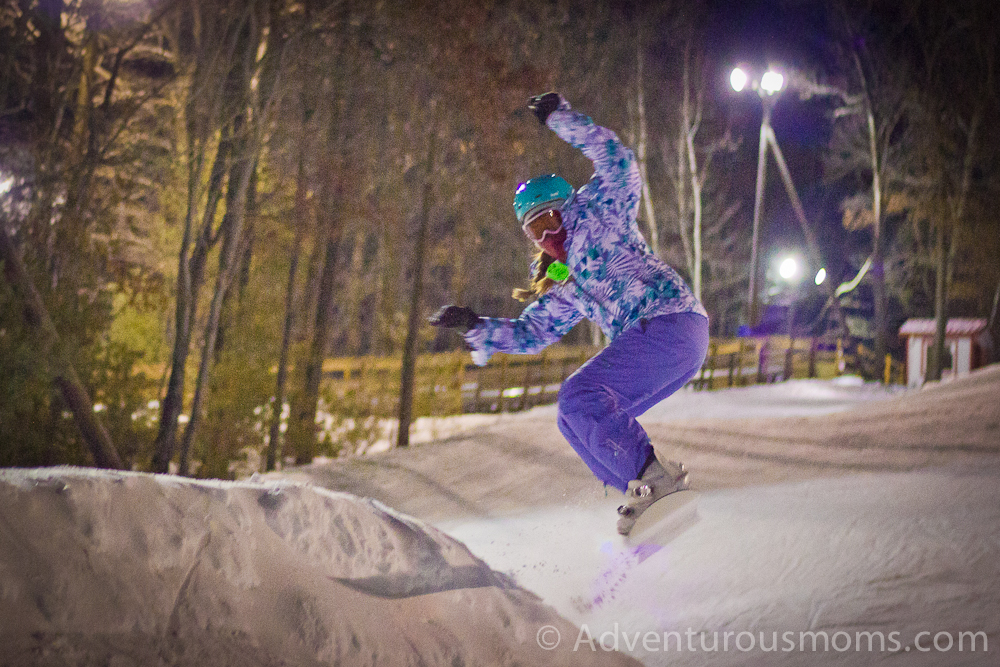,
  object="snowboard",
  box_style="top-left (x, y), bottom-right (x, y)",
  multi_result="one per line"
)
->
top-left (623, 489), bottom-right (700, 546)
